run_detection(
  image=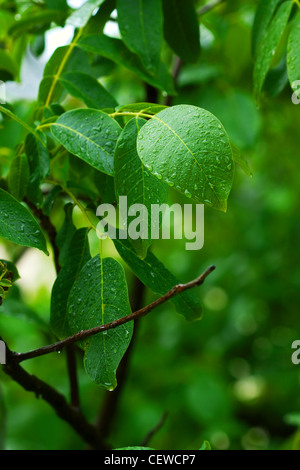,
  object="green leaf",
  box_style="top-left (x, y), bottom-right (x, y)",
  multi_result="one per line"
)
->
top-left (1, 298), bottom-right (48, 331)
top-left (113, 234), bottom-right (202, 321)
top-left (252, 0), bottom-right (281, 57)
top-left (67, 0), bottom-right (106, 28)
top-left (56, 203), bottom-right (76, 267)
top-left (59, 72), bottom-right (118, 109)
top-left (0, 260), bottom-right (20, 281)
top-left (78, 34), bottom-right (176, 95)
top-left (114, 117), bottom-right (168, 258)
top-left (51, 109), bottom-right (121, 175)
top-left (0, 188), bottom-right (48, 253)
top-left (51, 228), bottom-right (91, 338)
top-left (0, 49), bottom-right (17, 79)
top-left (8, 10), bottom-right (66, 37)
top-left (137, 105), bottom-right (234, 211)
top-left (67, 256), bottom-right (133, 389)
top-left (117, 0), bottom-right (163, 73)
top-left (42, 185), bottom-right (62, 216)
top-left (8, 154), bottom-right (30, 201)
top-left (116, 102), bottom-right (168, 115)
top-left (231, 142), bottom-right (252, 177)
top-left (25, 134), bottom-right (50, 207)
top-left (287, 13), bottom-right (300, 91)
top-left (253, 1), bottom-right (293, 100)
top-left (199, 440), bottom-right (211, 450)
top-left (162, 0), bottom-right (200, 63)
